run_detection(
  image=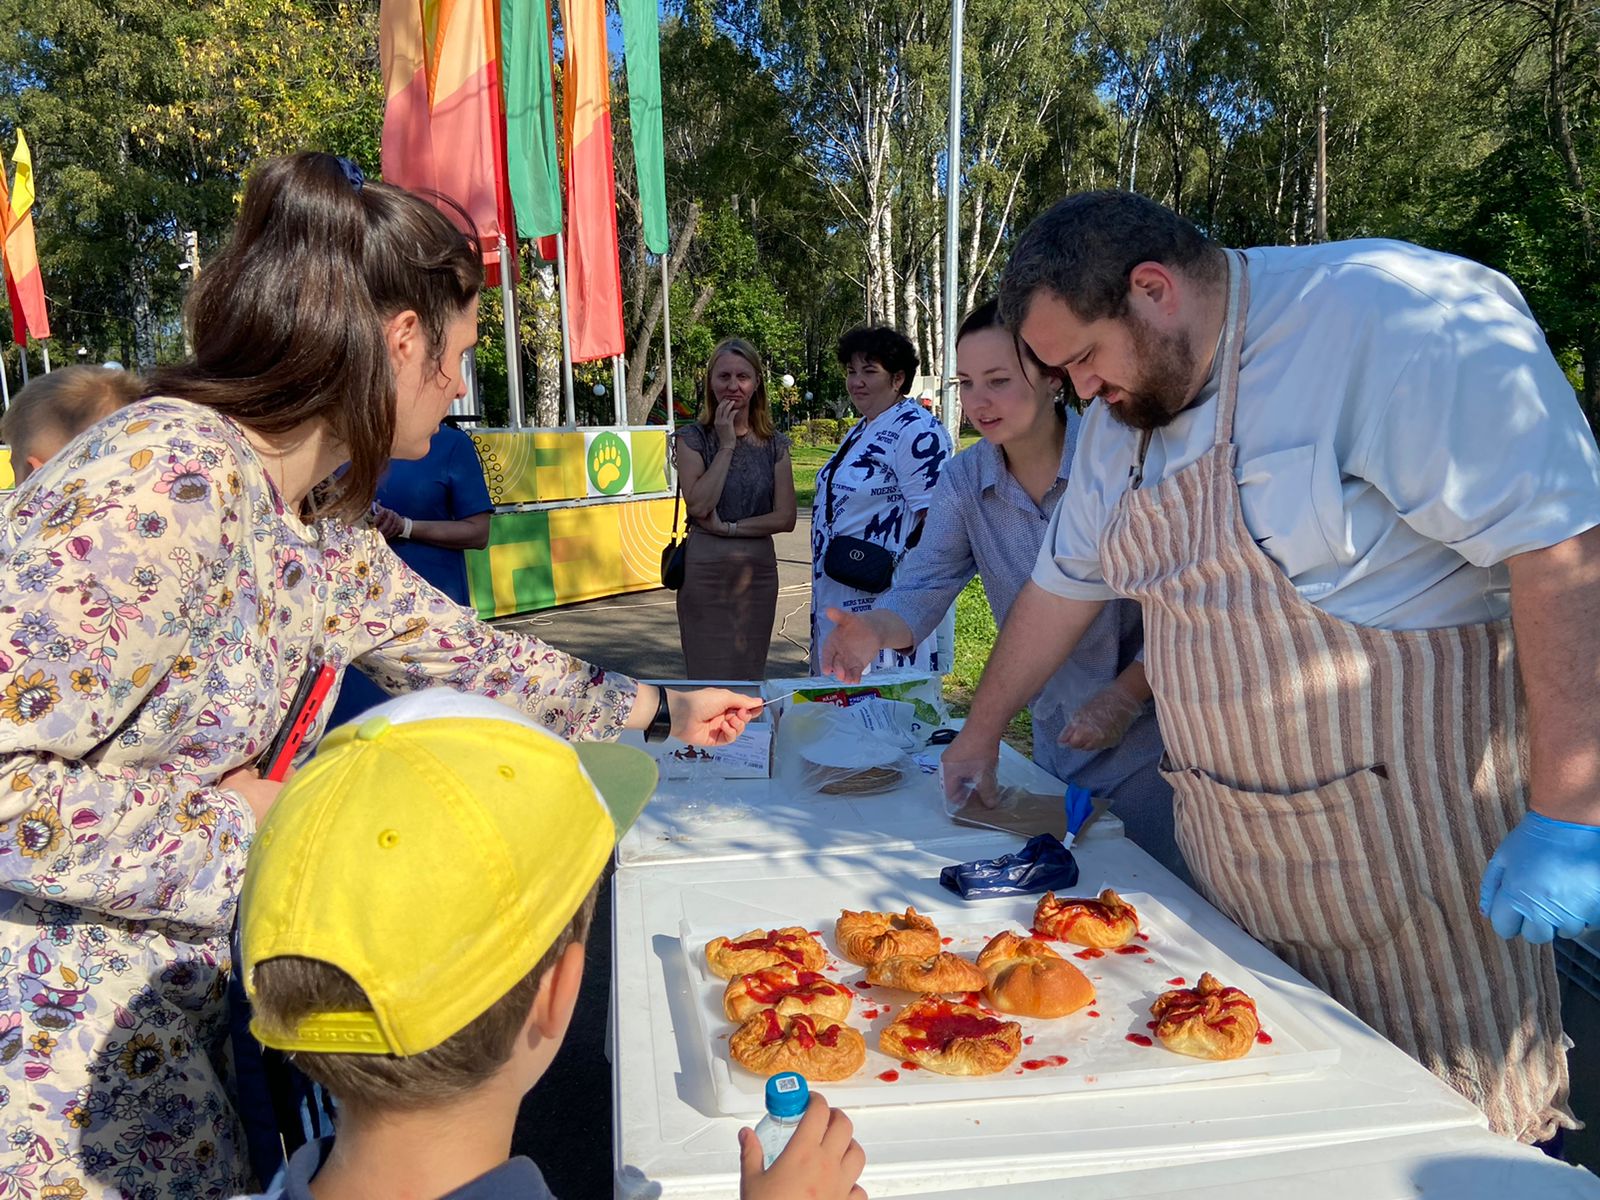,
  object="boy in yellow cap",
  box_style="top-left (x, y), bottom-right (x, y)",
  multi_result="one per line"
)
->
top-left (237, 689), bottom-right (867, 1200)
